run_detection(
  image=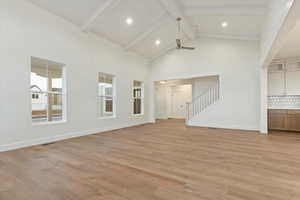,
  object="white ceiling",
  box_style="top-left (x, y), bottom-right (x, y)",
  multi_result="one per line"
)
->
top-left (276, 18), bottom-right (300, 59)
top-left (28, 0), bottom-right (268, 60)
